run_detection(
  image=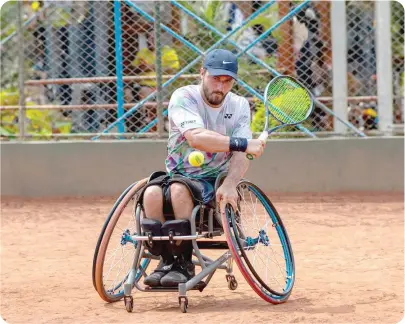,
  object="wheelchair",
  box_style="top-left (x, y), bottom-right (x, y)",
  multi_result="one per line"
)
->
top-left (92, 171), bottom-right (295, 313)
